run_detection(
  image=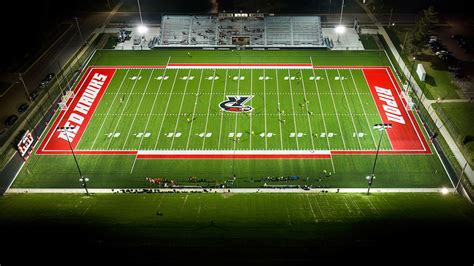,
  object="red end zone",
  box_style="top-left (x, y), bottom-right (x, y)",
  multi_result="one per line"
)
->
top-left (37, 67), bottom-right (116, 154)
top-left (362, 67), bottom-right (430, 154)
